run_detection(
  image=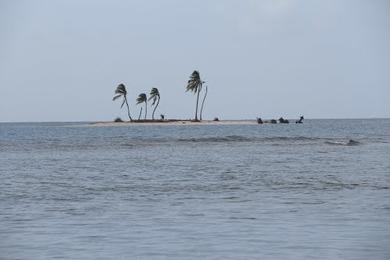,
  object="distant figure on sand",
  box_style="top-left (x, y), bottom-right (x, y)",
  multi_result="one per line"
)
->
top-left (279, 117), bottom-right (289, 124)
top-left (160, 114), bottom-right (165, 120)
top-left (296, 116), bottom-right (304, 124)
top-left (257, 117), bottom-right (263, 124)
